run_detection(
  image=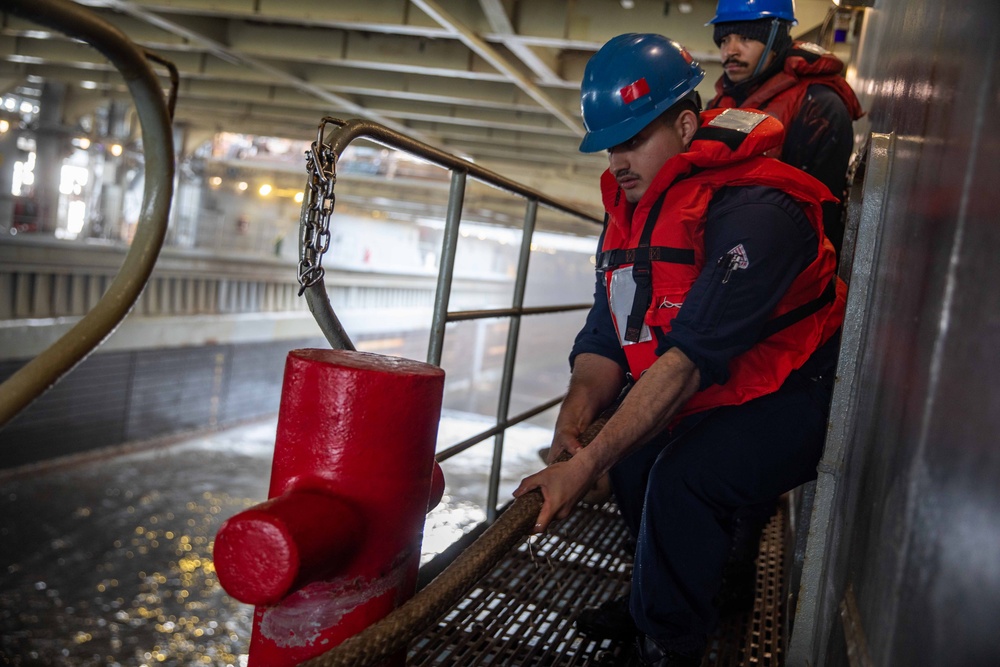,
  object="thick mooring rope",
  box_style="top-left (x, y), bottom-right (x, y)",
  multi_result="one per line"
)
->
top-left (300, 414), bottom-right (609, 667)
